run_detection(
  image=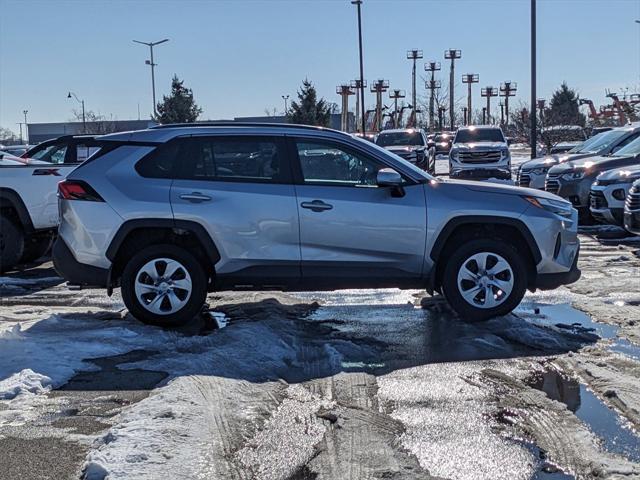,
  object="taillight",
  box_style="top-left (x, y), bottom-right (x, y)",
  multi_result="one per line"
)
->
top-left (58, 180), bottom-right (104, 202)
